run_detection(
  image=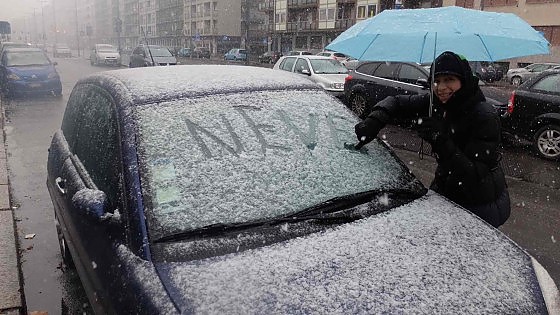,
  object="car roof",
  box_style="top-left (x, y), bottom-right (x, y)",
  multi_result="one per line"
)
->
top-left (80, 65), bottom-right (322, 106)
top-left (284, 55), bottom-right (333, 60)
